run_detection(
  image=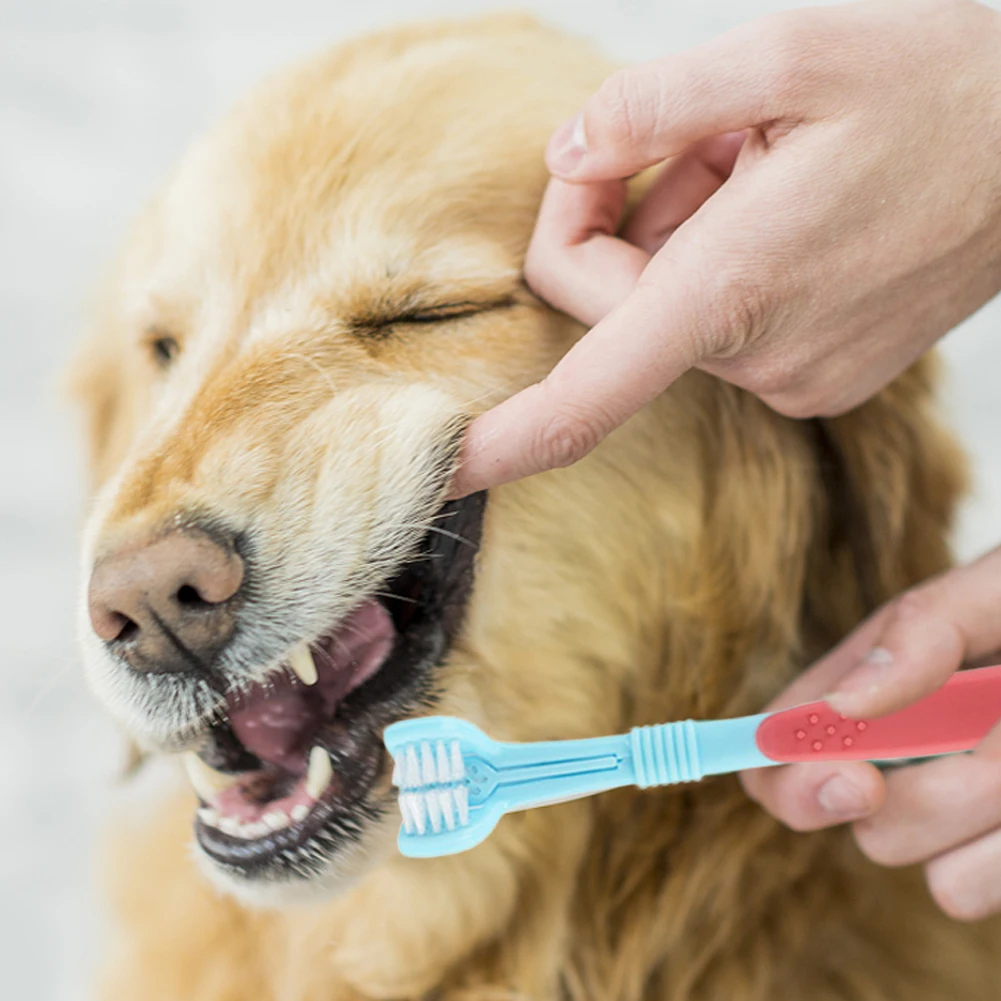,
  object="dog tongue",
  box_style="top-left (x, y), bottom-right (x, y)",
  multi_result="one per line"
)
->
top-left (228, 600), bottom-right (395, 769)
